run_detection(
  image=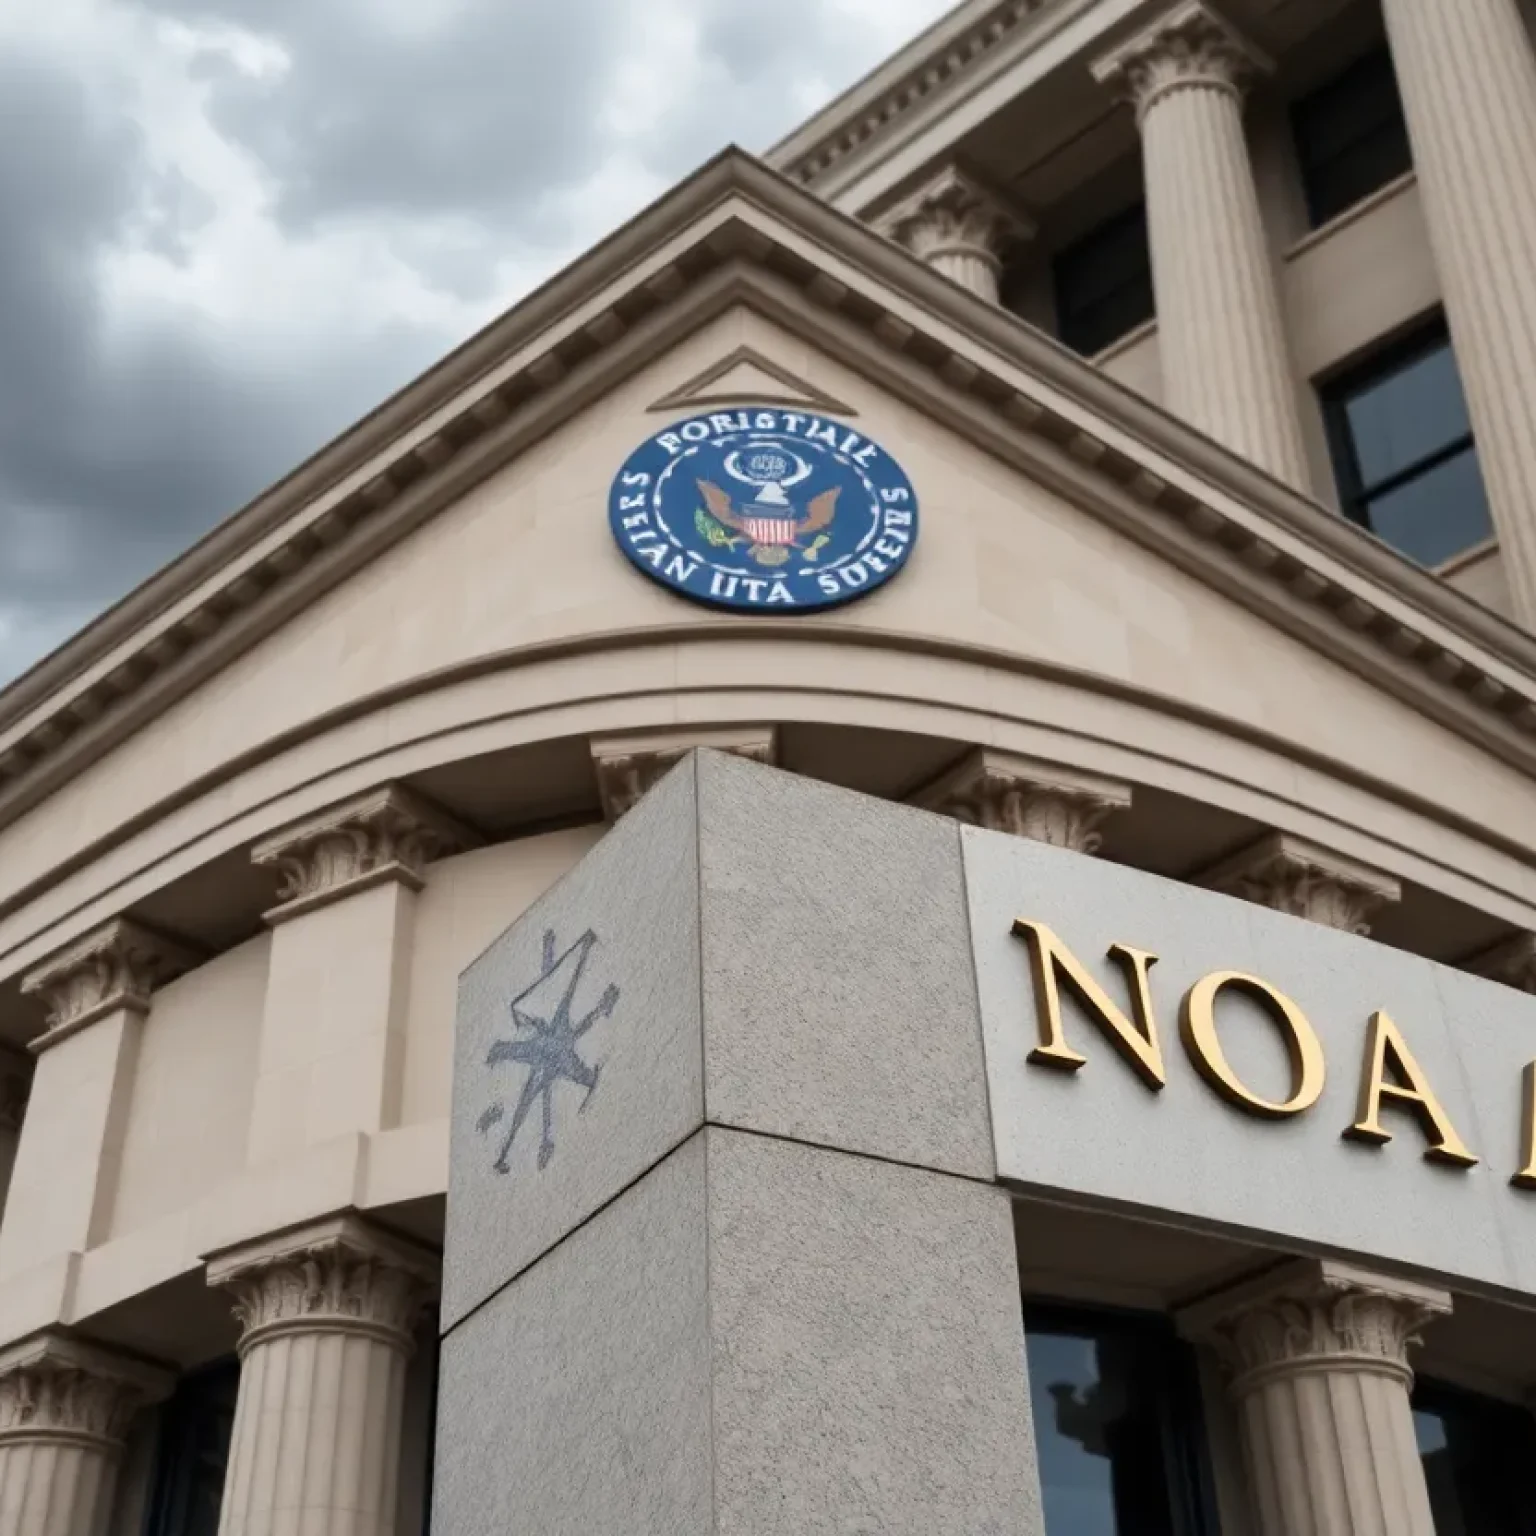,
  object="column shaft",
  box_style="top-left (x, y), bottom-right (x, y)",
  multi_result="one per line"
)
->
top-left (1184, 1259), bottom-right (1449, 1536)
top-left (1094, 2), bottom-right (1312, 490)
top-left (0, 1334), bottom-right (169, 1536)
top-left (209, 1215), bottom-right (437, 1536)
top-left (1380, 0), bottom-right (1536, 622)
